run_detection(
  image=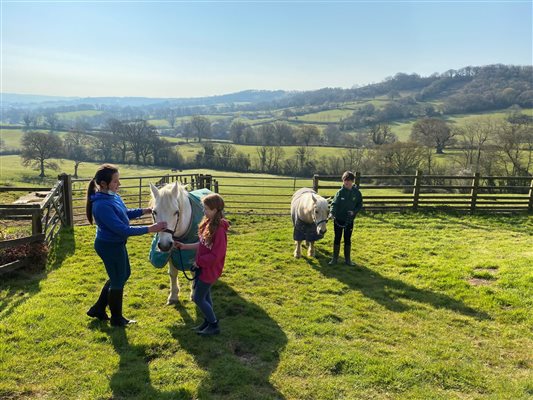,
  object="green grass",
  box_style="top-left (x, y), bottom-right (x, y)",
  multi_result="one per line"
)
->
top-left (56, 110), bottom-right (104, 120)
top-left (0, 213), bottom-right (531, 399)
top-left (0, 128), bottom-right (66, 151)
